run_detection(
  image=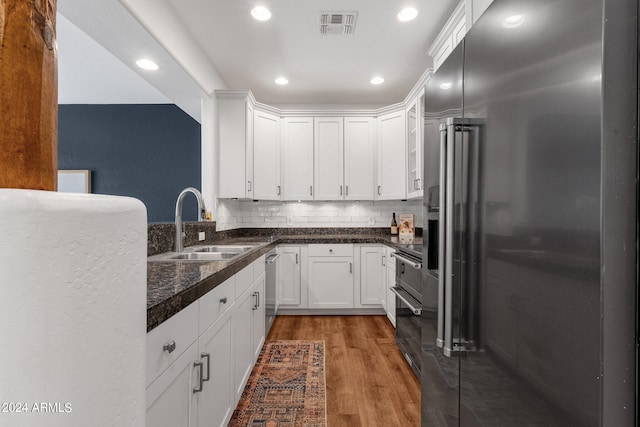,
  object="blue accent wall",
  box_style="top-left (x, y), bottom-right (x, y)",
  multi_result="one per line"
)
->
top-left (58, 104), bottom-right (201, 222)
